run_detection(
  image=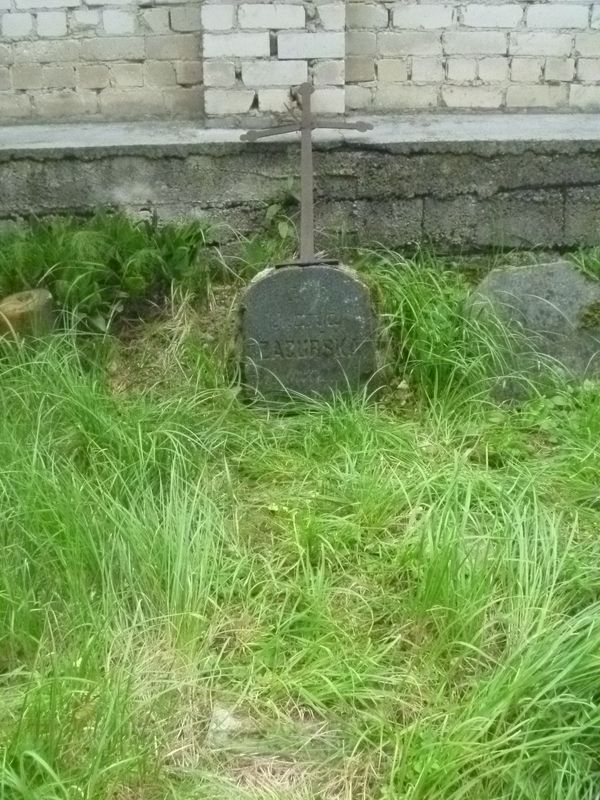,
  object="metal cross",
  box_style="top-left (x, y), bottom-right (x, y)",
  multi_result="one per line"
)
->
top-left (241, 82), bottom-right (372, 265)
